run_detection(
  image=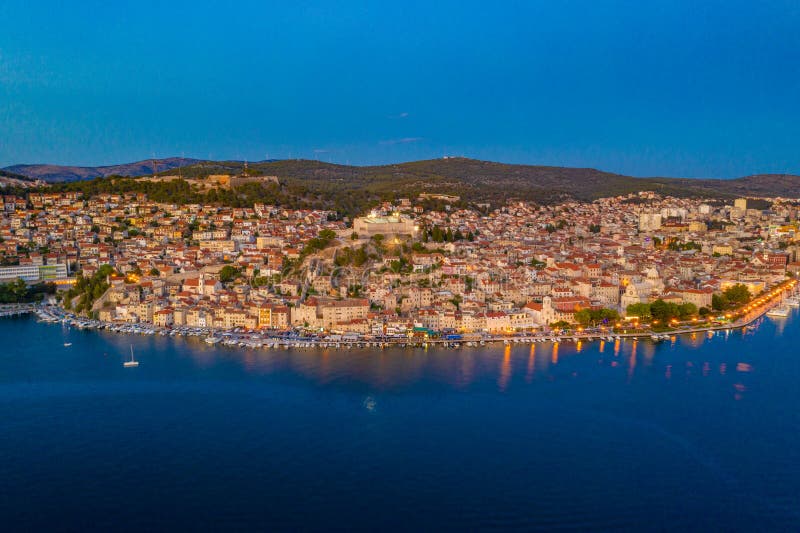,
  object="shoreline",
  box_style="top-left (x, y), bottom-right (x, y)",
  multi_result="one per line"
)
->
top-left (4, 281), bottom-right (792, 350)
